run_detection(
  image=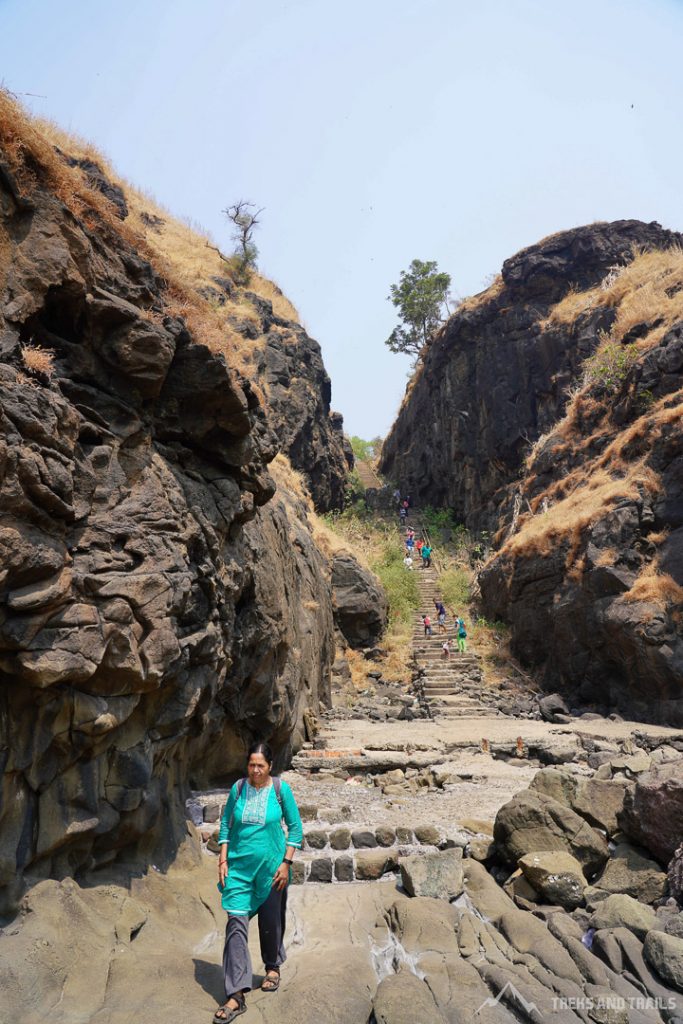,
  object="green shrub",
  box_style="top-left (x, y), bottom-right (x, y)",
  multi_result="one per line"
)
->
top-left (371, 538), bottom-right (419, 628)
top-left (584, 339), bottom-right (638, 393)
top-left (436, 566), bottom-right (471, 612)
